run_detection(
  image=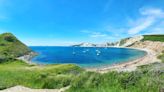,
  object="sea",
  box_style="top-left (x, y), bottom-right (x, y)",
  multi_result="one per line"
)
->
top-left (30, 46), bottom-right (146, 68)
